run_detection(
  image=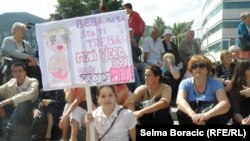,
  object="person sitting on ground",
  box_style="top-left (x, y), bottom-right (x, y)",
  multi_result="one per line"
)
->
top-left (214, 50), bottom-right (236, 86)
top-left (31, 89), bottom-right (65, 141)
top-left (85, 85), bottom-right (136, 141)
top-left (228, 45), bottom-right (240, 64)
top-left (125, 65), bottom-right (173, 125)
top-left (58, 88), bottom-right (87, 141)
top-left (176, 55), bottom-right (231, 125)
top-left (161, 53), bottom-right (180, 106)
top-left (226, 59), bottom-right (250, 125)
top-left (0, 62), bottom-right (39, 141)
